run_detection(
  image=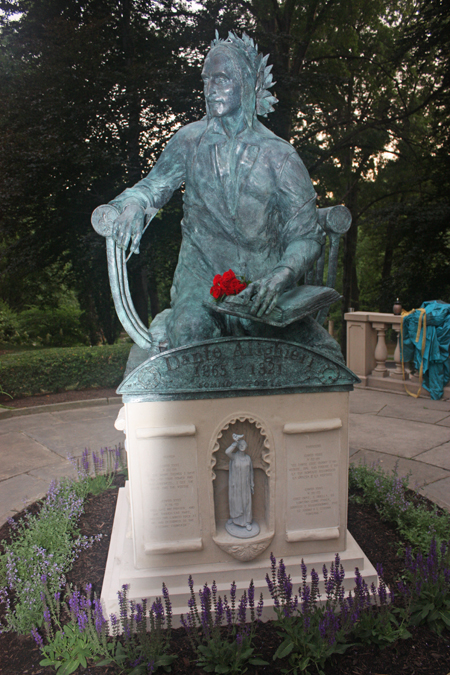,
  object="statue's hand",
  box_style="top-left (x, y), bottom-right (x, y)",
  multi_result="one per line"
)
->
top-left (239, 267), bottom-right (295, 318)
top-left (232, 433), bottom-right (244, 442)
top-left (113, 203), bottom-right (145, 254)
